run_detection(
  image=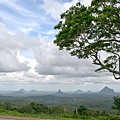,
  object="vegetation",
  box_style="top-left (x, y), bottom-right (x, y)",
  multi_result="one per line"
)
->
top-left (54, 0), bottom-right (120, 79)
top-left (113, 96), bottom-right (120, 112)
top-left (0, 93), bottom-right (116, 112)
top-left (0, 94), bottom-right (120, 119)
top-left (0, 96), bottom-right (119, 119)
